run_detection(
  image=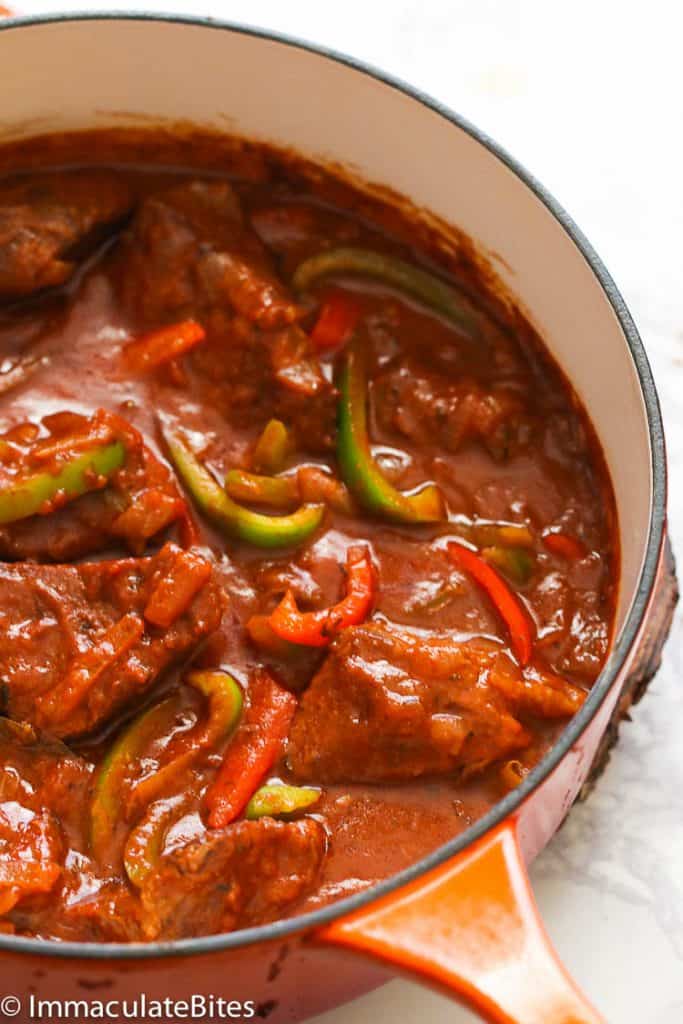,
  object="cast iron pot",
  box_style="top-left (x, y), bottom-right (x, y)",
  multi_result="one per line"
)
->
top-left (0, 14), bottom-right (676, 1024)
